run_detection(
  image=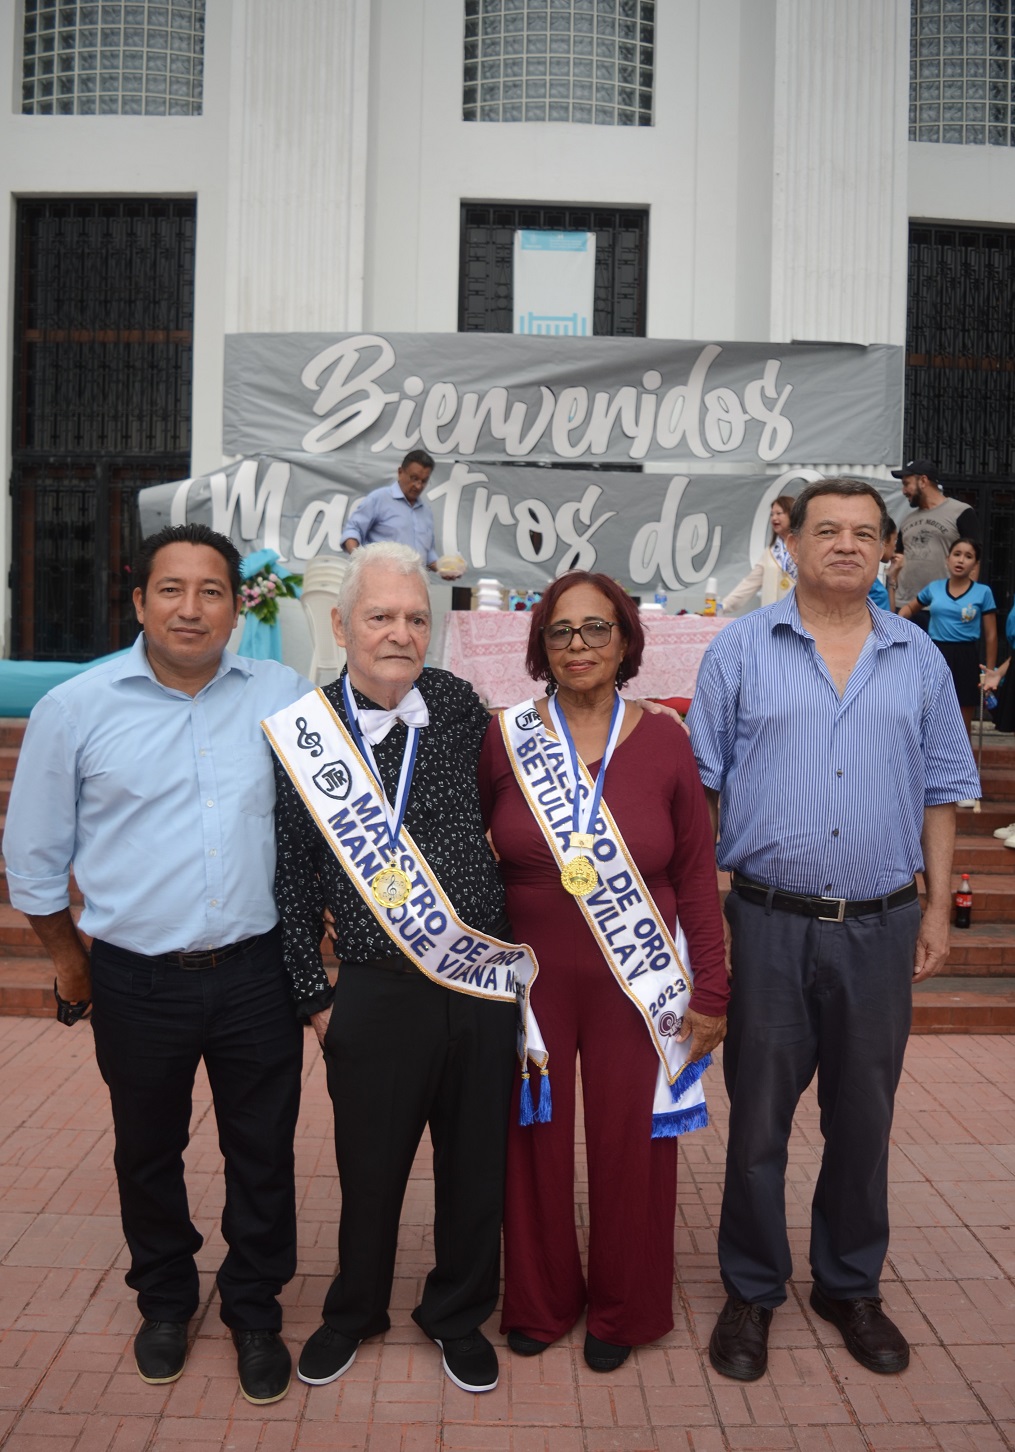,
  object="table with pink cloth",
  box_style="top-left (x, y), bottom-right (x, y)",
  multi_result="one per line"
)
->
top-left (440, 610), bottom-right (728, 707)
